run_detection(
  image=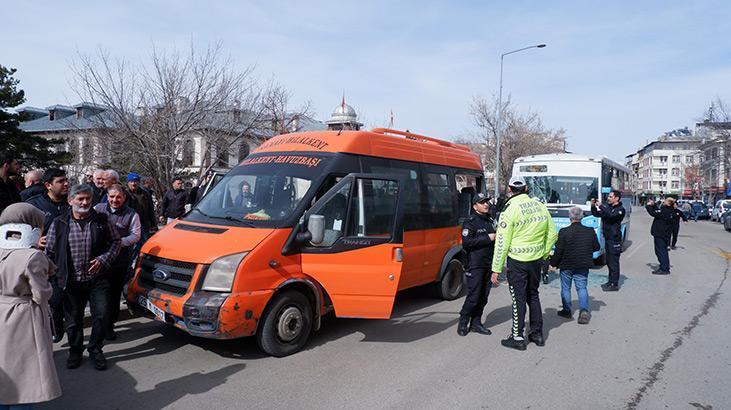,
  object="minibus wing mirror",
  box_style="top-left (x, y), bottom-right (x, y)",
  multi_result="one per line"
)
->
top-left (306, 214), bottom-right (325, 245)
